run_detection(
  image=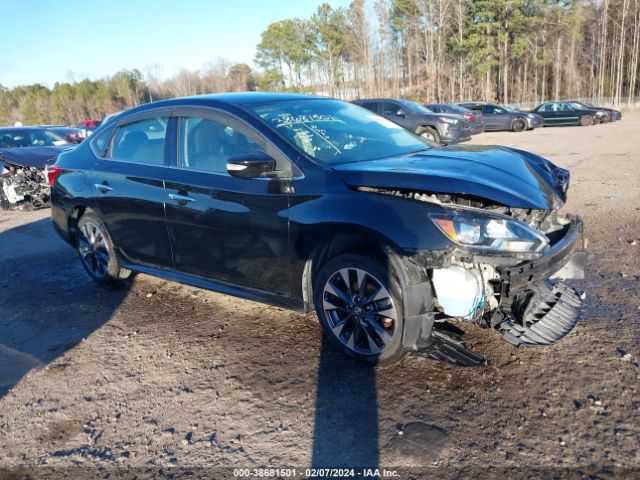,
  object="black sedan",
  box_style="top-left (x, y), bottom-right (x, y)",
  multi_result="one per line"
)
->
top-left (353, 98), bottom-right (473, 144)
top-left (51, 93), bottom-right (586, 365)
top-left (530, 102), bottom-right (604, 126)
top-left (424, 104), bottom-right (485, 135)
top-left (565, 100), bottom-right (622, 121)
top-left (0, 127), bottom-right (71, 210)
top-left (458, 102), bottom-right (543, 131)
